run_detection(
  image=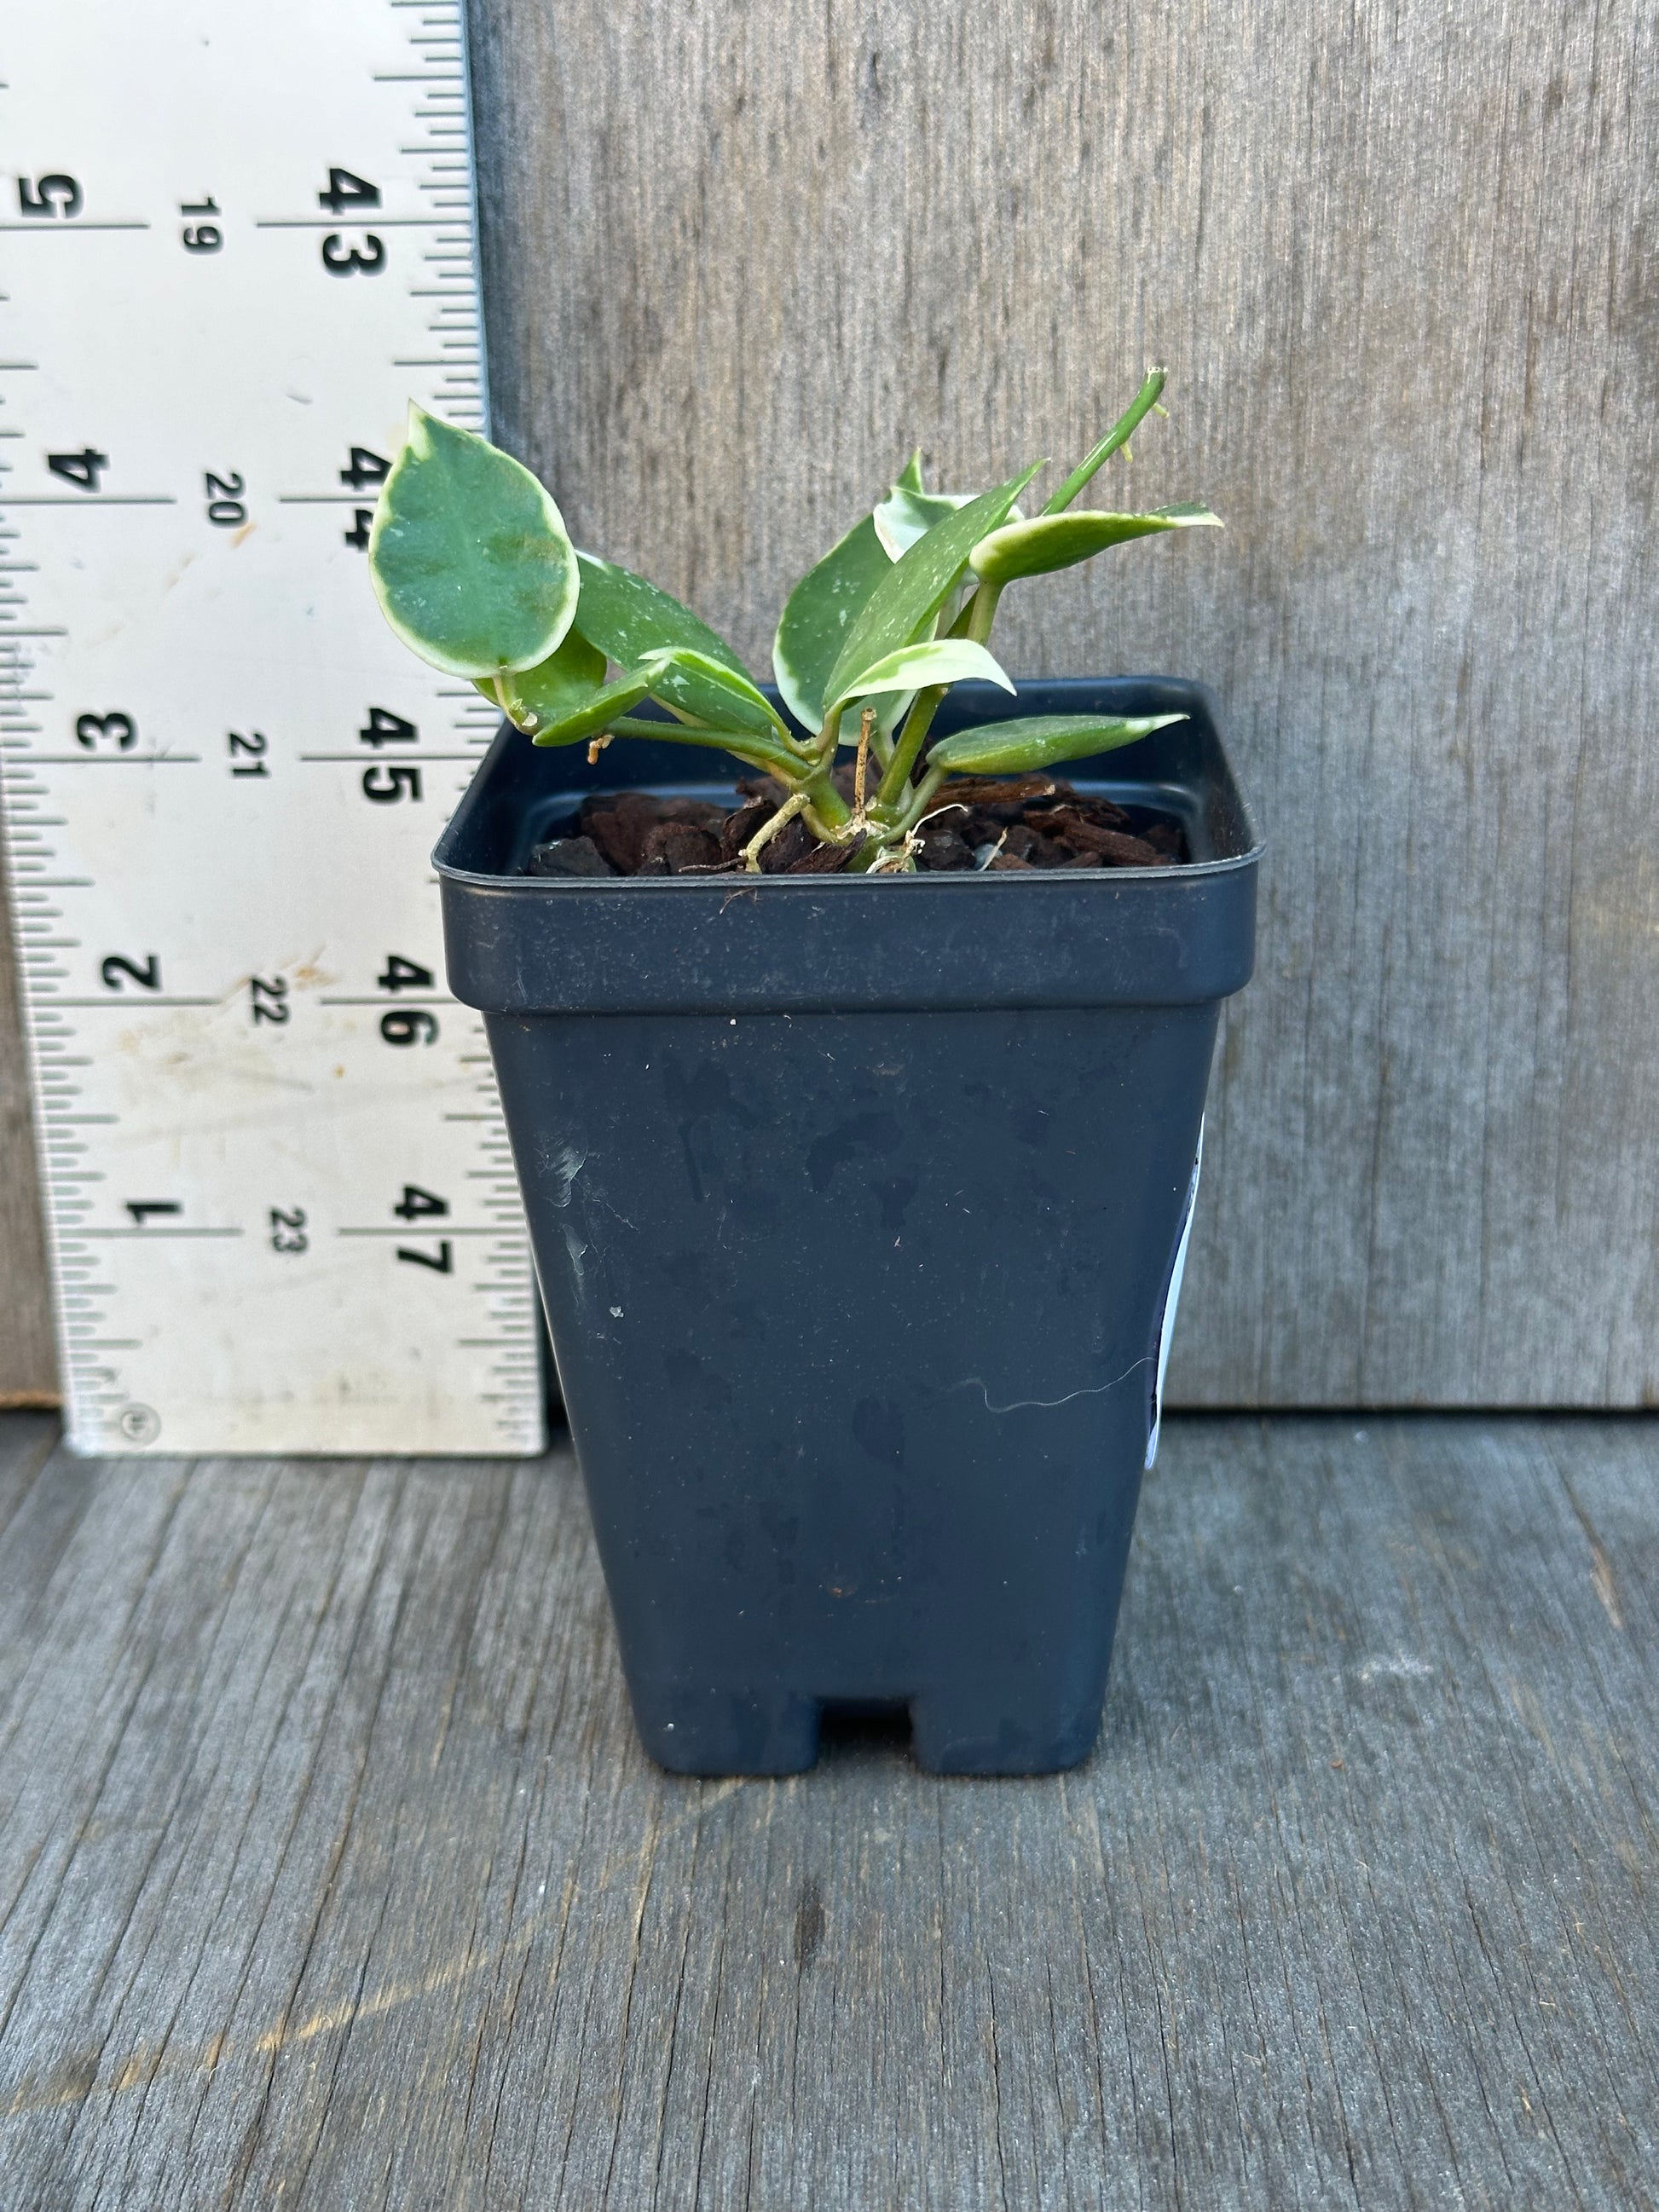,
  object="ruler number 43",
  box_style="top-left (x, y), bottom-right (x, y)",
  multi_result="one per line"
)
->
top-left (319, 168), bottom-right (383, 277)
